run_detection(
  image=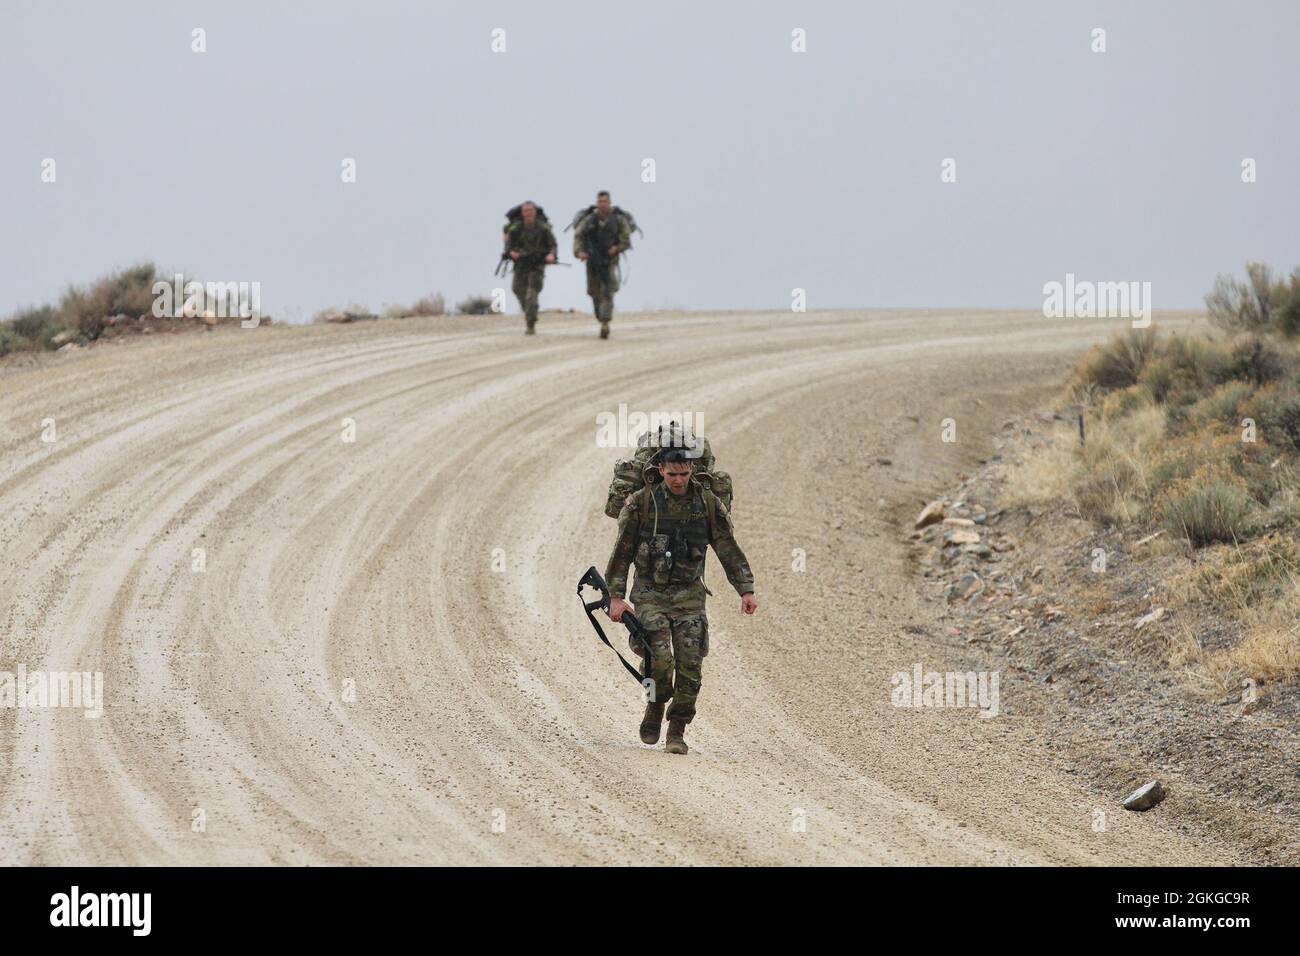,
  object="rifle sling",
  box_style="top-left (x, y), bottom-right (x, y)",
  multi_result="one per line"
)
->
top-left (579, 596), bottom-right (654, 687)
